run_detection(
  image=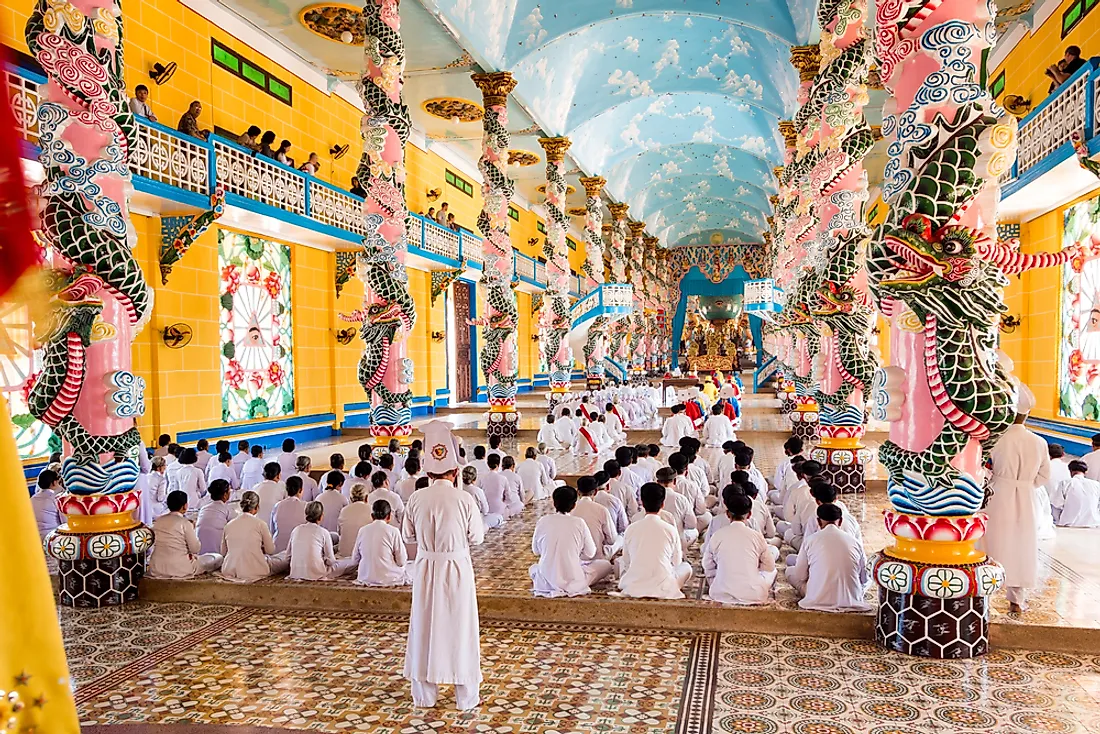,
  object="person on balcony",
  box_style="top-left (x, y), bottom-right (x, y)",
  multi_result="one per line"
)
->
top-left (128, 84), bottom-right (157, 122)
top-left (435, 202), bottom-right (450, 226)
top-left (177, 101), bottom-right (209, 141)
top-left (258, 131), bottom-right (277, 159)
top-left (350, 177), bottom-right (366, 197)
top-left (298, 152), bottom-right (321, 175)
top-left (447, 213), bottom-right (458, 231)
top-left (275, 139), bottom-right (295, 167)
top-left (426, 206), bottom-right (436, 221)
top-left (1046, 46), bottom-right (1085, 91)
top-left (237, 125), bottom-right (262, 151)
